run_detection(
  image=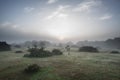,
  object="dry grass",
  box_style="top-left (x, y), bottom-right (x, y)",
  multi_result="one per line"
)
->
top-left (0, 48), bottom-right (120, 80)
